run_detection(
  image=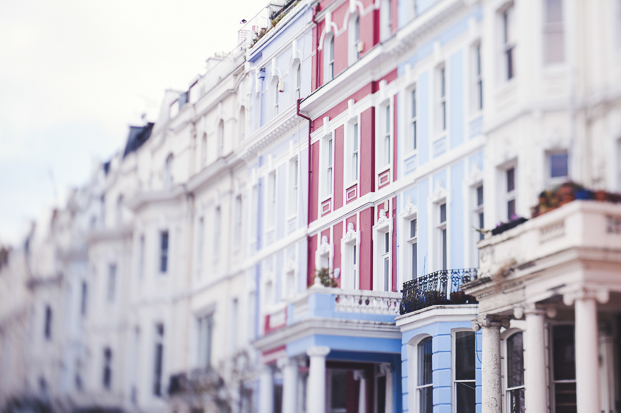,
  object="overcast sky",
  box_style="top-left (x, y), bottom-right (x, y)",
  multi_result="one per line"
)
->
top-left (0, 0), bottom-right (266, 245)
